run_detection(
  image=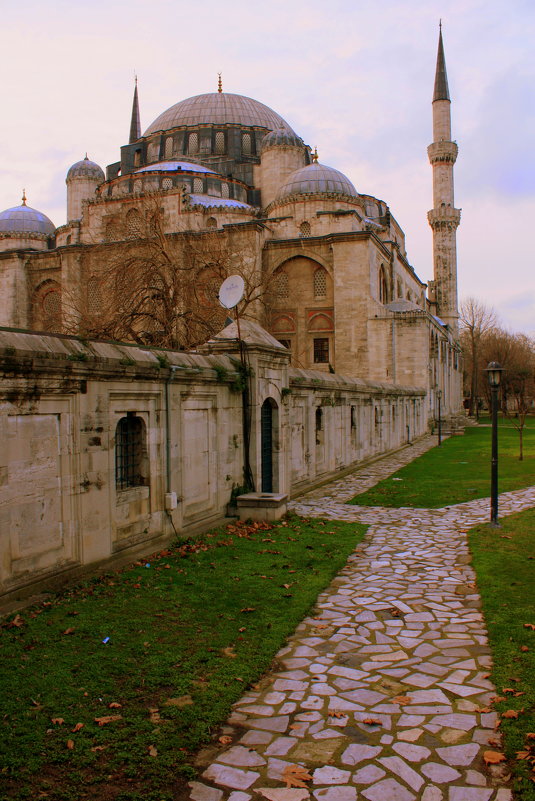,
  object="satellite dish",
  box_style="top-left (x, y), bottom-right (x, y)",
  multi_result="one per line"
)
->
top-left (219, 275), bottom-right (245, 309)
